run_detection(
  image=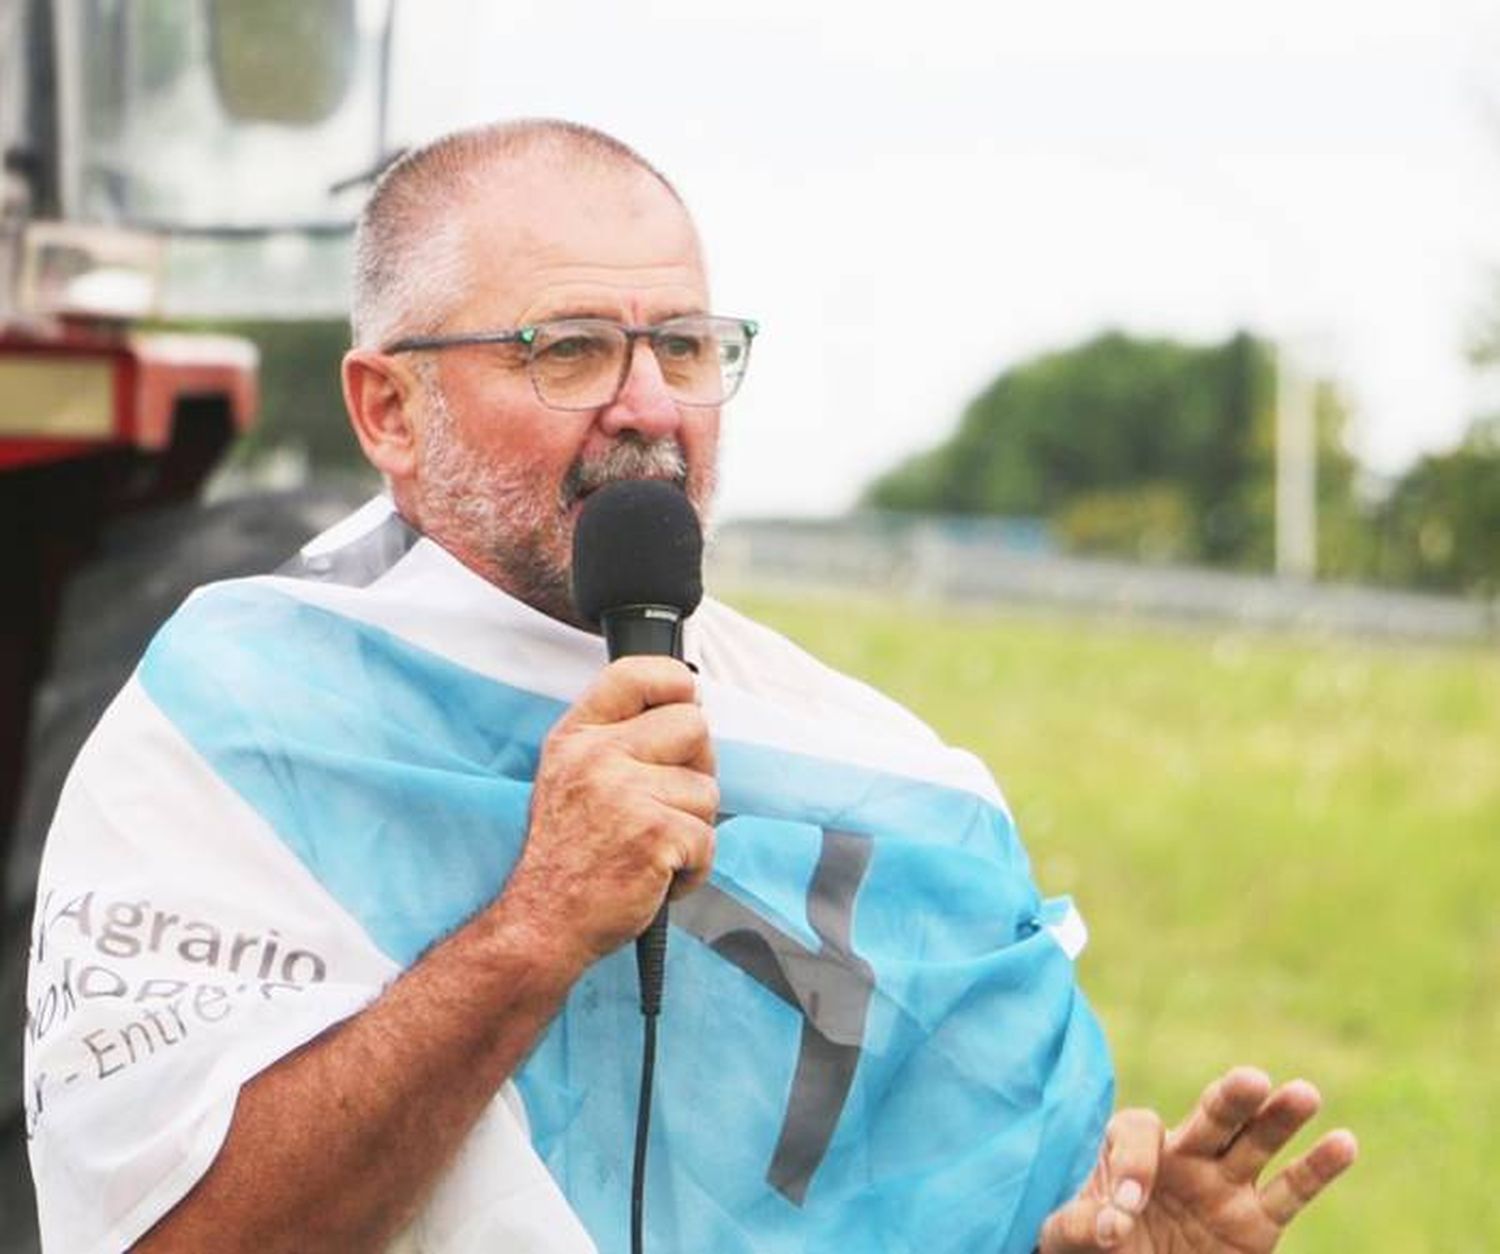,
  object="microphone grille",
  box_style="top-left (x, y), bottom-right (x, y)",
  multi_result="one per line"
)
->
top-left (570, 480), bottom-right (704, 625)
